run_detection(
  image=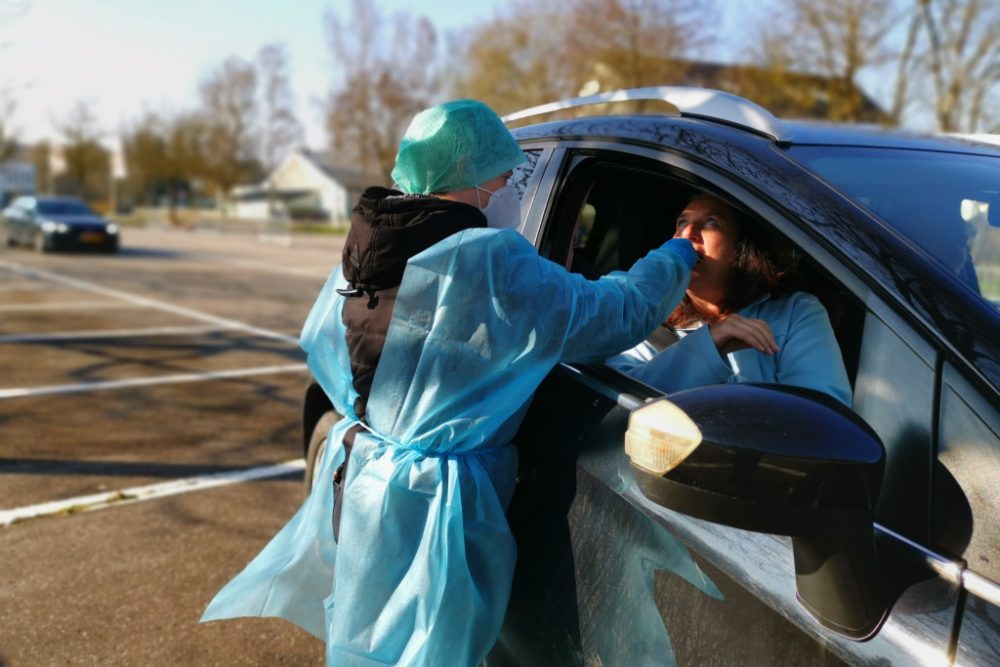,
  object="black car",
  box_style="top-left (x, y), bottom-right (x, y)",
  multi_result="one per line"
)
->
top-left (2, 195), bottom-right (120, 253)
top-left (302, 87), bottom-right (1000, 666)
